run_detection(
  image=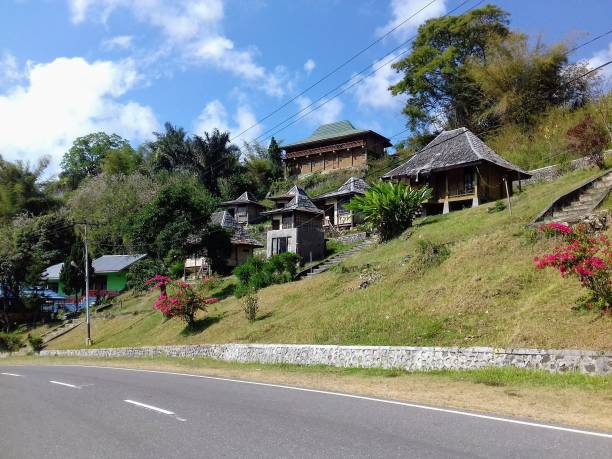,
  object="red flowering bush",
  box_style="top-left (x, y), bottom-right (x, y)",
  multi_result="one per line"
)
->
top-left (534, 223), bottom-right (611, 311)
top-left (146, 276), bottom-right (220, 325)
